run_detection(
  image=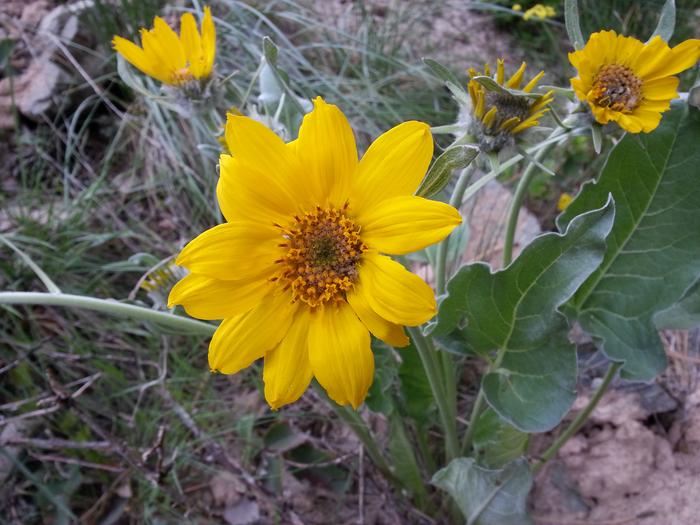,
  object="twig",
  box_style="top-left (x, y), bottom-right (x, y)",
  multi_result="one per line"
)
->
top-left (358, 444), bottom-right (365, 525)
top-left (3, 437), bottom-right (114, 451)
top-left (28, 452), bottom-right (124, 473)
